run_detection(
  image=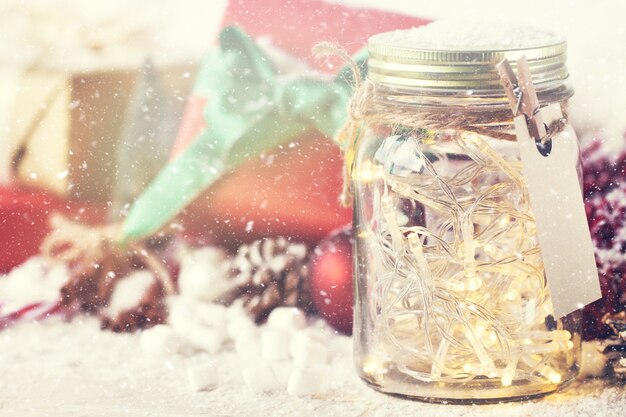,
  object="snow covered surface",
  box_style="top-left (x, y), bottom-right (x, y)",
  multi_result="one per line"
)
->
top-left (0, 258), bottom-right (65, 315)
top-left (2, 251), bottom-right (621, 416)
top-left (1, 317), bottom-right (626, 417)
